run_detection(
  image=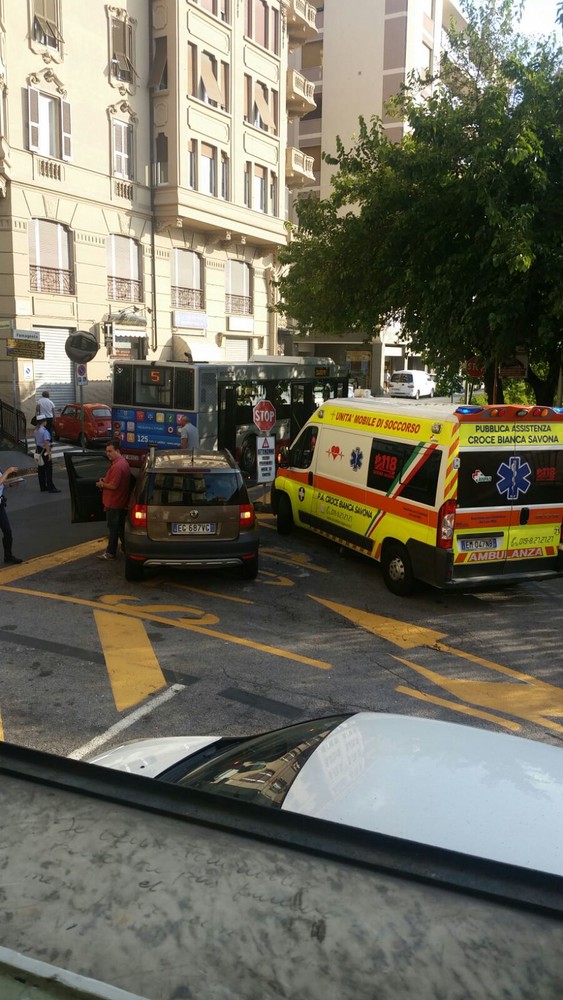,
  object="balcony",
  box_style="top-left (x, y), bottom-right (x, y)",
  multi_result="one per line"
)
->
top-left (285, 147), bottom-right (315, 187)
top-left (286, 0), bottom-right (318, 48)
top-left (107, 275), bottom-right (143, 303)
top-left (286, 69), bottom-right (316, 119)
top-left (172, 286), bottom-right (204, 310)
top-left (226, 294), bottom-right (252, 315)
top-left (30, 265), bottom-right (74, 295)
